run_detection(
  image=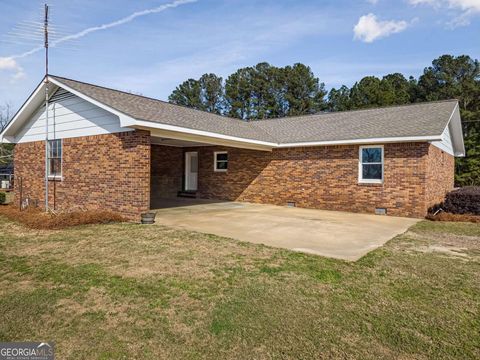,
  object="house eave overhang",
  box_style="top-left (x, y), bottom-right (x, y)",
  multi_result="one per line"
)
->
top-left (131, 121), bottom-right (448, 151)
top-left (131, 120), bottom-right (276, 152)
